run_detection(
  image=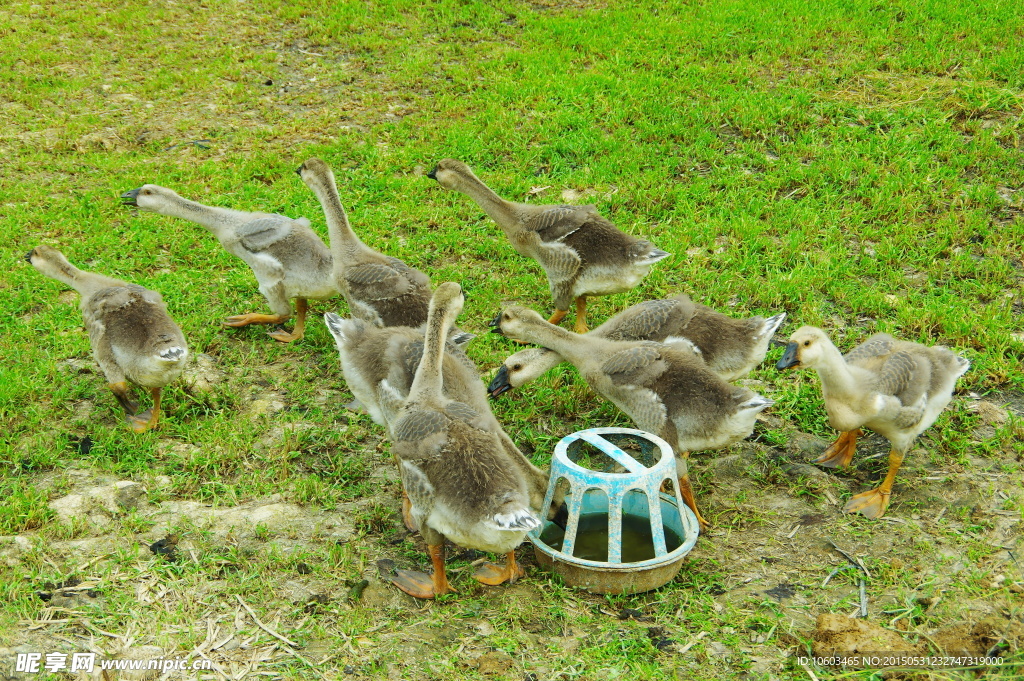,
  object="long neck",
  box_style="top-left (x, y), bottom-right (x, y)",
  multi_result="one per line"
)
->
top-left (810, 342), bottom-right (861, 400)
top-left (38, 259), bottom-right (126, 299)
top-left (408, 302), bottom-right (453, 402)
top-left (454, 172), bottom-right (521, 230)
top-left (533, 349), bottom-right (567, 376)
top-left (308, 174), bottom-right (369, 261)
top-left (511, 321), bottom-right (591, 364)
top-left (157, 194), bottom-right (241, 237)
